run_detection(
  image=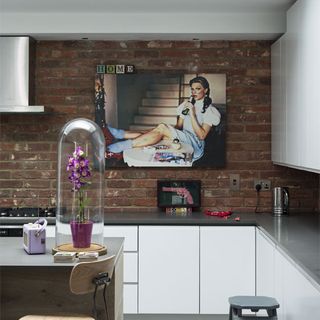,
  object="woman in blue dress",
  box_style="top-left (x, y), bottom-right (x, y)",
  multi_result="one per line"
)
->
top-left (106, 76), bottom-right (221, 162)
